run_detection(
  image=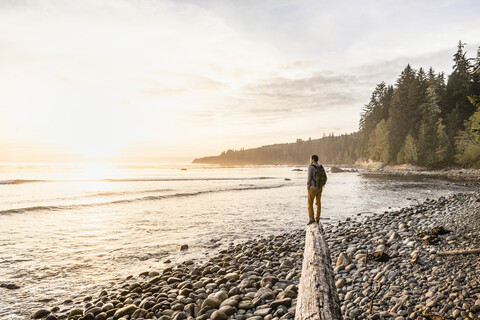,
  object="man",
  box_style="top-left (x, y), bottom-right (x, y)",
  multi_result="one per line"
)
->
top-left (307, 154), bottom-right (326, 225)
